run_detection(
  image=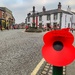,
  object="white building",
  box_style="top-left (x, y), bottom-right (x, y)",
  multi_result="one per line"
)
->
top-left (26, 2), bottom-right (75, 29)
